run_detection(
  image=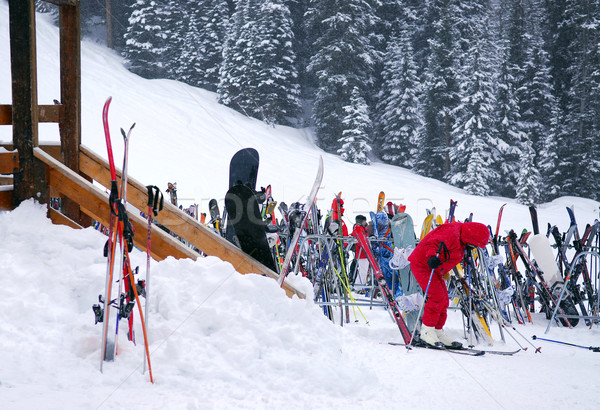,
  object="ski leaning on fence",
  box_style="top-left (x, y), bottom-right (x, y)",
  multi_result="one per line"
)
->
top-left (278, 156), bottom-right (324, 287)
